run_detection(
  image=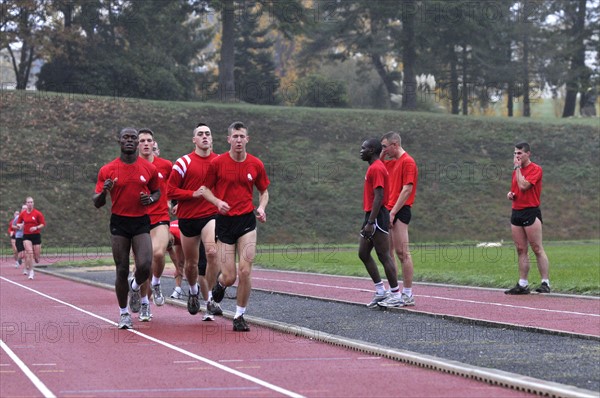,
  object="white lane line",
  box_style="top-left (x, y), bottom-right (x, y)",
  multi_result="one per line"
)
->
top-left (0, 276), bottom-right (304, 398)
top-left (0, 339), bottom-right (57, 398)
top-left (253, 277), bottom-right (600, 318)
